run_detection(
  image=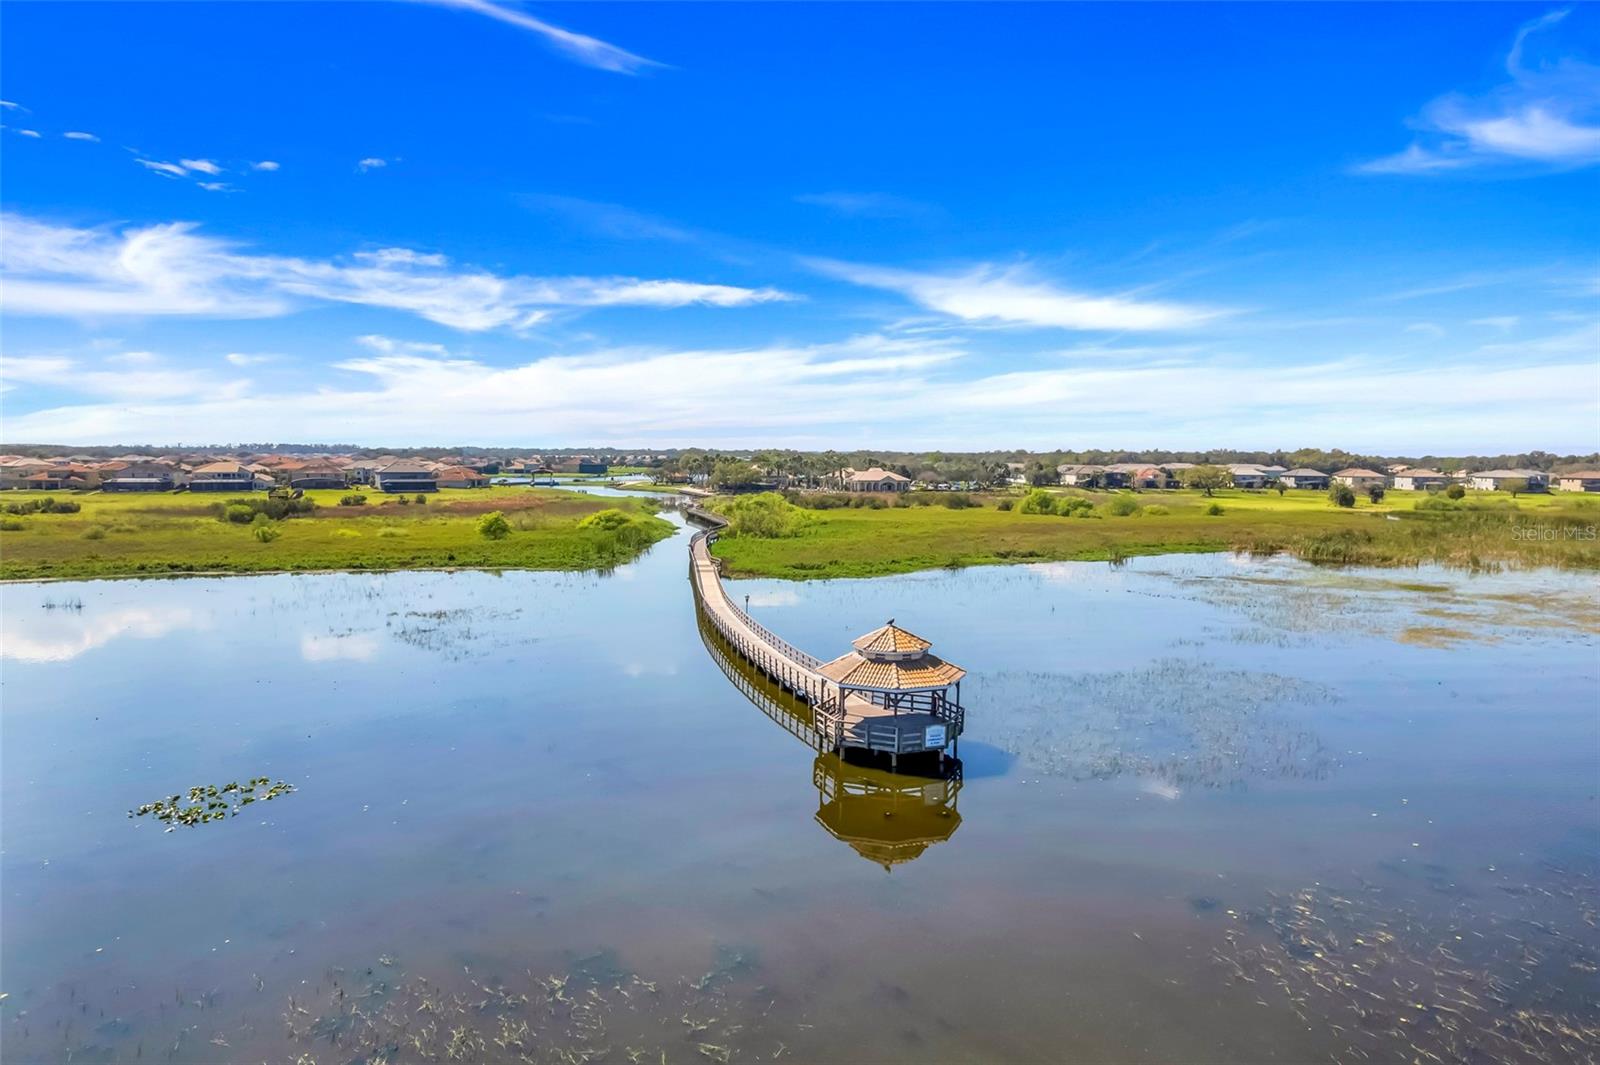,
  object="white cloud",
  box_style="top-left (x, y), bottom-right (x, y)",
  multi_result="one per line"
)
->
top-left (225, 352), bottom-right (277, 366)
top-left (1470, 315), bottom-right (1520, 330)
top-left (179, 158), bottom-right (223, 175)
top-left (63, 131), bottom-right (100, 142)
top-left (358, 157), bottom-right (388, 172)
top-left (17, 129), bottom-right (41, 138)
top-left (301, 632), bottom-right (381, 662)
top-left (795, 191), bottom-right (934, 218)
top-left (197, 182), bottom-right (231, 192)
top-left (1, 605), bottom-right (204, 663)
top-left (1361, 9), bottom-right (1600, 174)
top-left (251, 160), bottom-right (280, 171)
top-left (0, 213), bottom-right (794, 329)
top-left (136, 158), bottom-right (189, 178)
top-left (813, 259), bottom-right (1228, 332)
top-left (6, 328), bottom-right (1593, 452)
top-left (1, 350), bottom-right (247, 402)
top-left (416, 0), bottom-right (659, 75)
top-left (0, 100), bottom-right (26, 111)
